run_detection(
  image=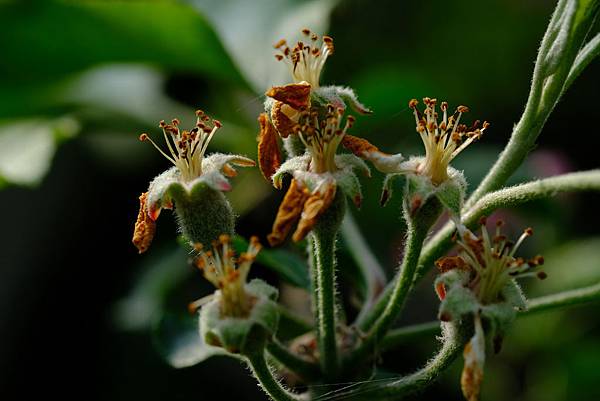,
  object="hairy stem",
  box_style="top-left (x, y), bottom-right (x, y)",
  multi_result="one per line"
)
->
top-left (246, 350), bottom-right (305, 401)
top-left (415, 170), bottom-right (600, 283)
top-left (266, 340), bottom-right (320, 381)
top-left (466, 0), bottom-right (598, 207)
top-left (312, 228), bottom-right (340, 378)
top-left (563, 33), bottom-right (600, 93)
top-left (524, 281), bottom-right (600, 314)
